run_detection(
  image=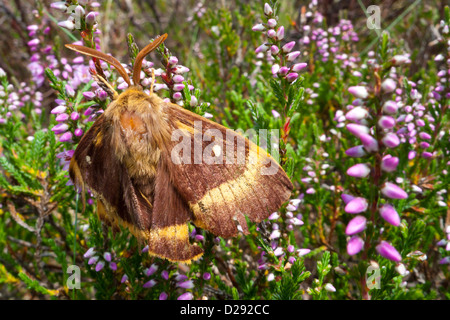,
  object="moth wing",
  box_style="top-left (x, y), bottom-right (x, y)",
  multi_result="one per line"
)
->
top-left (162, 102), bottom-right (293, 238)
top-left (69, 114), bottom-right (152, 234)
top-left (70, 111), bottom-right (203, 264)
